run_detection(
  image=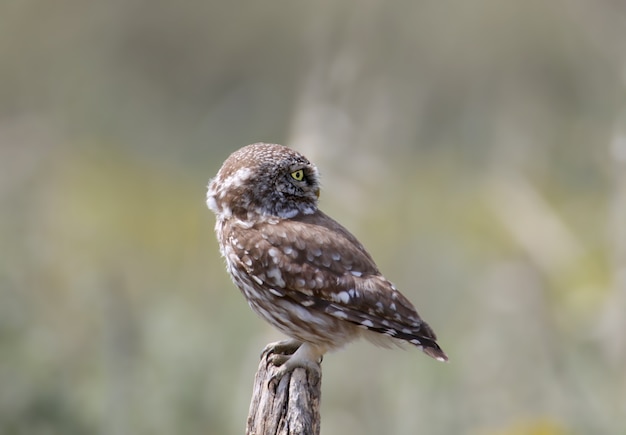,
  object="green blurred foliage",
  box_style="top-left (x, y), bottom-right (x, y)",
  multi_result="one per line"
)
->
top-left (1, 1), bottom-right (625, 434)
